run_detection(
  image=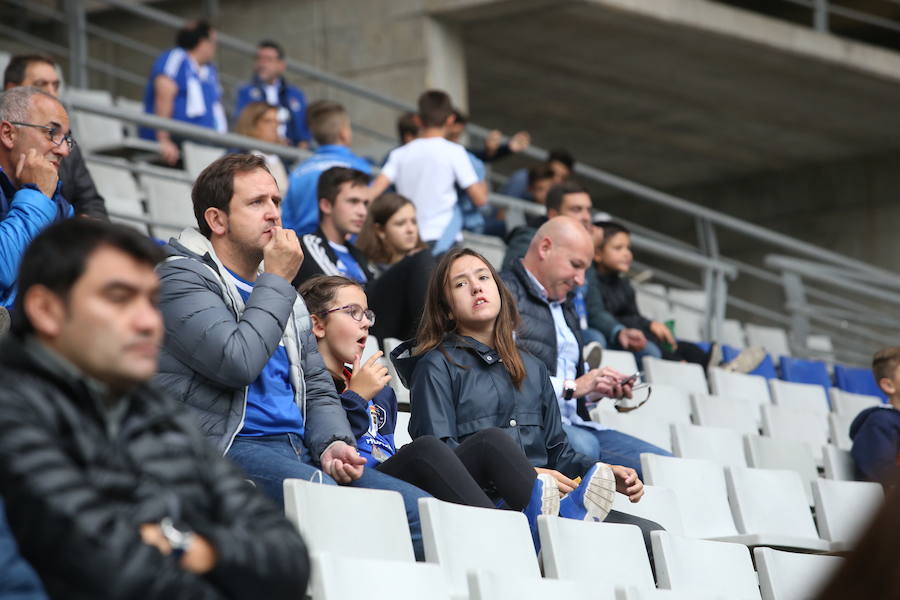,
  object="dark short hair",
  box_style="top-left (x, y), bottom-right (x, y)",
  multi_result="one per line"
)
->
top-left (418, 90), bottom-right (453, 128)
top-left (257, 39), bottom-right (284, 60)
top-left (596, 221), bottom-right (631, 248)
top-left (176, 20), bottom-right (213, 51)
top-left (307, 100), bottom-right (348, 146)
top-left (873, 347), bottom-right (900, 384)
top-left (452, 108), bottom-right (468, 125)
top-left (548, 148), bottom-right (575, 170)
top-left (192, 153), bottom-right (271, 238)
top-left (298, 274), bottom-right (363, 317)
top-left (546, 180), bottom-right (587, 213)
top-left (527, 163), bottom-right (555, 187)
top-left (3, 54), bottom-right (56, 88)
top-left (11, 219), bottom-right (164, 336)
top-left (317, 166), bottom-right (371, 218)
top-left (397, 111), bottom-right (417, 143)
